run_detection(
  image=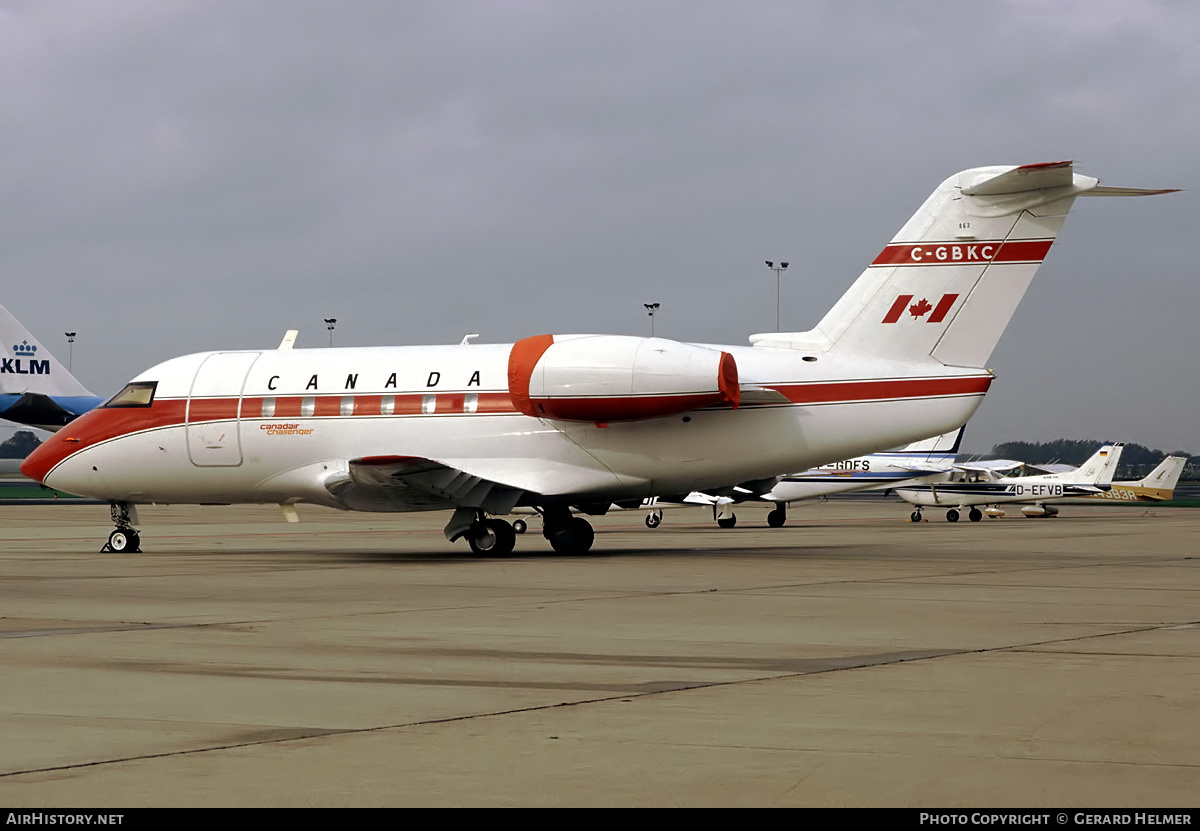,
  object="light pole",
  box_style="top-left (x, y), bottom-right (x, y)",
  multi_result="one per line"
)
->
top-left (644, 303), bottom-right (660, 337)
top-left (765, 261), bottom-right (788, 331)
top-left (324, 318), bottom-right (337, 347)
top-left (64, 332), bottom-right (76, 372)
